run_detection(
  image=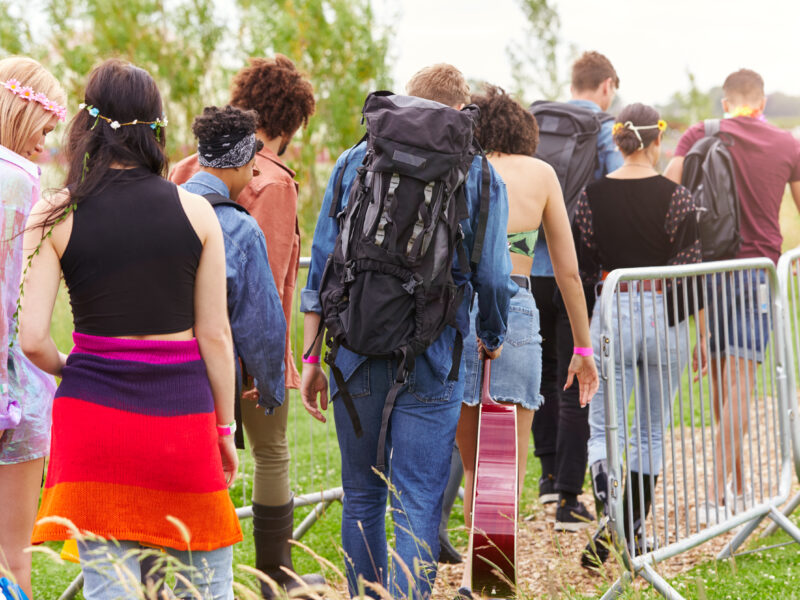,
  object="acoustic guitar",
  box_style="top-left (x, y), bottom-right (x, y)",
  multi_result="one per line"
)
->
top-left (470, 358), bottom-right (518, 597)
